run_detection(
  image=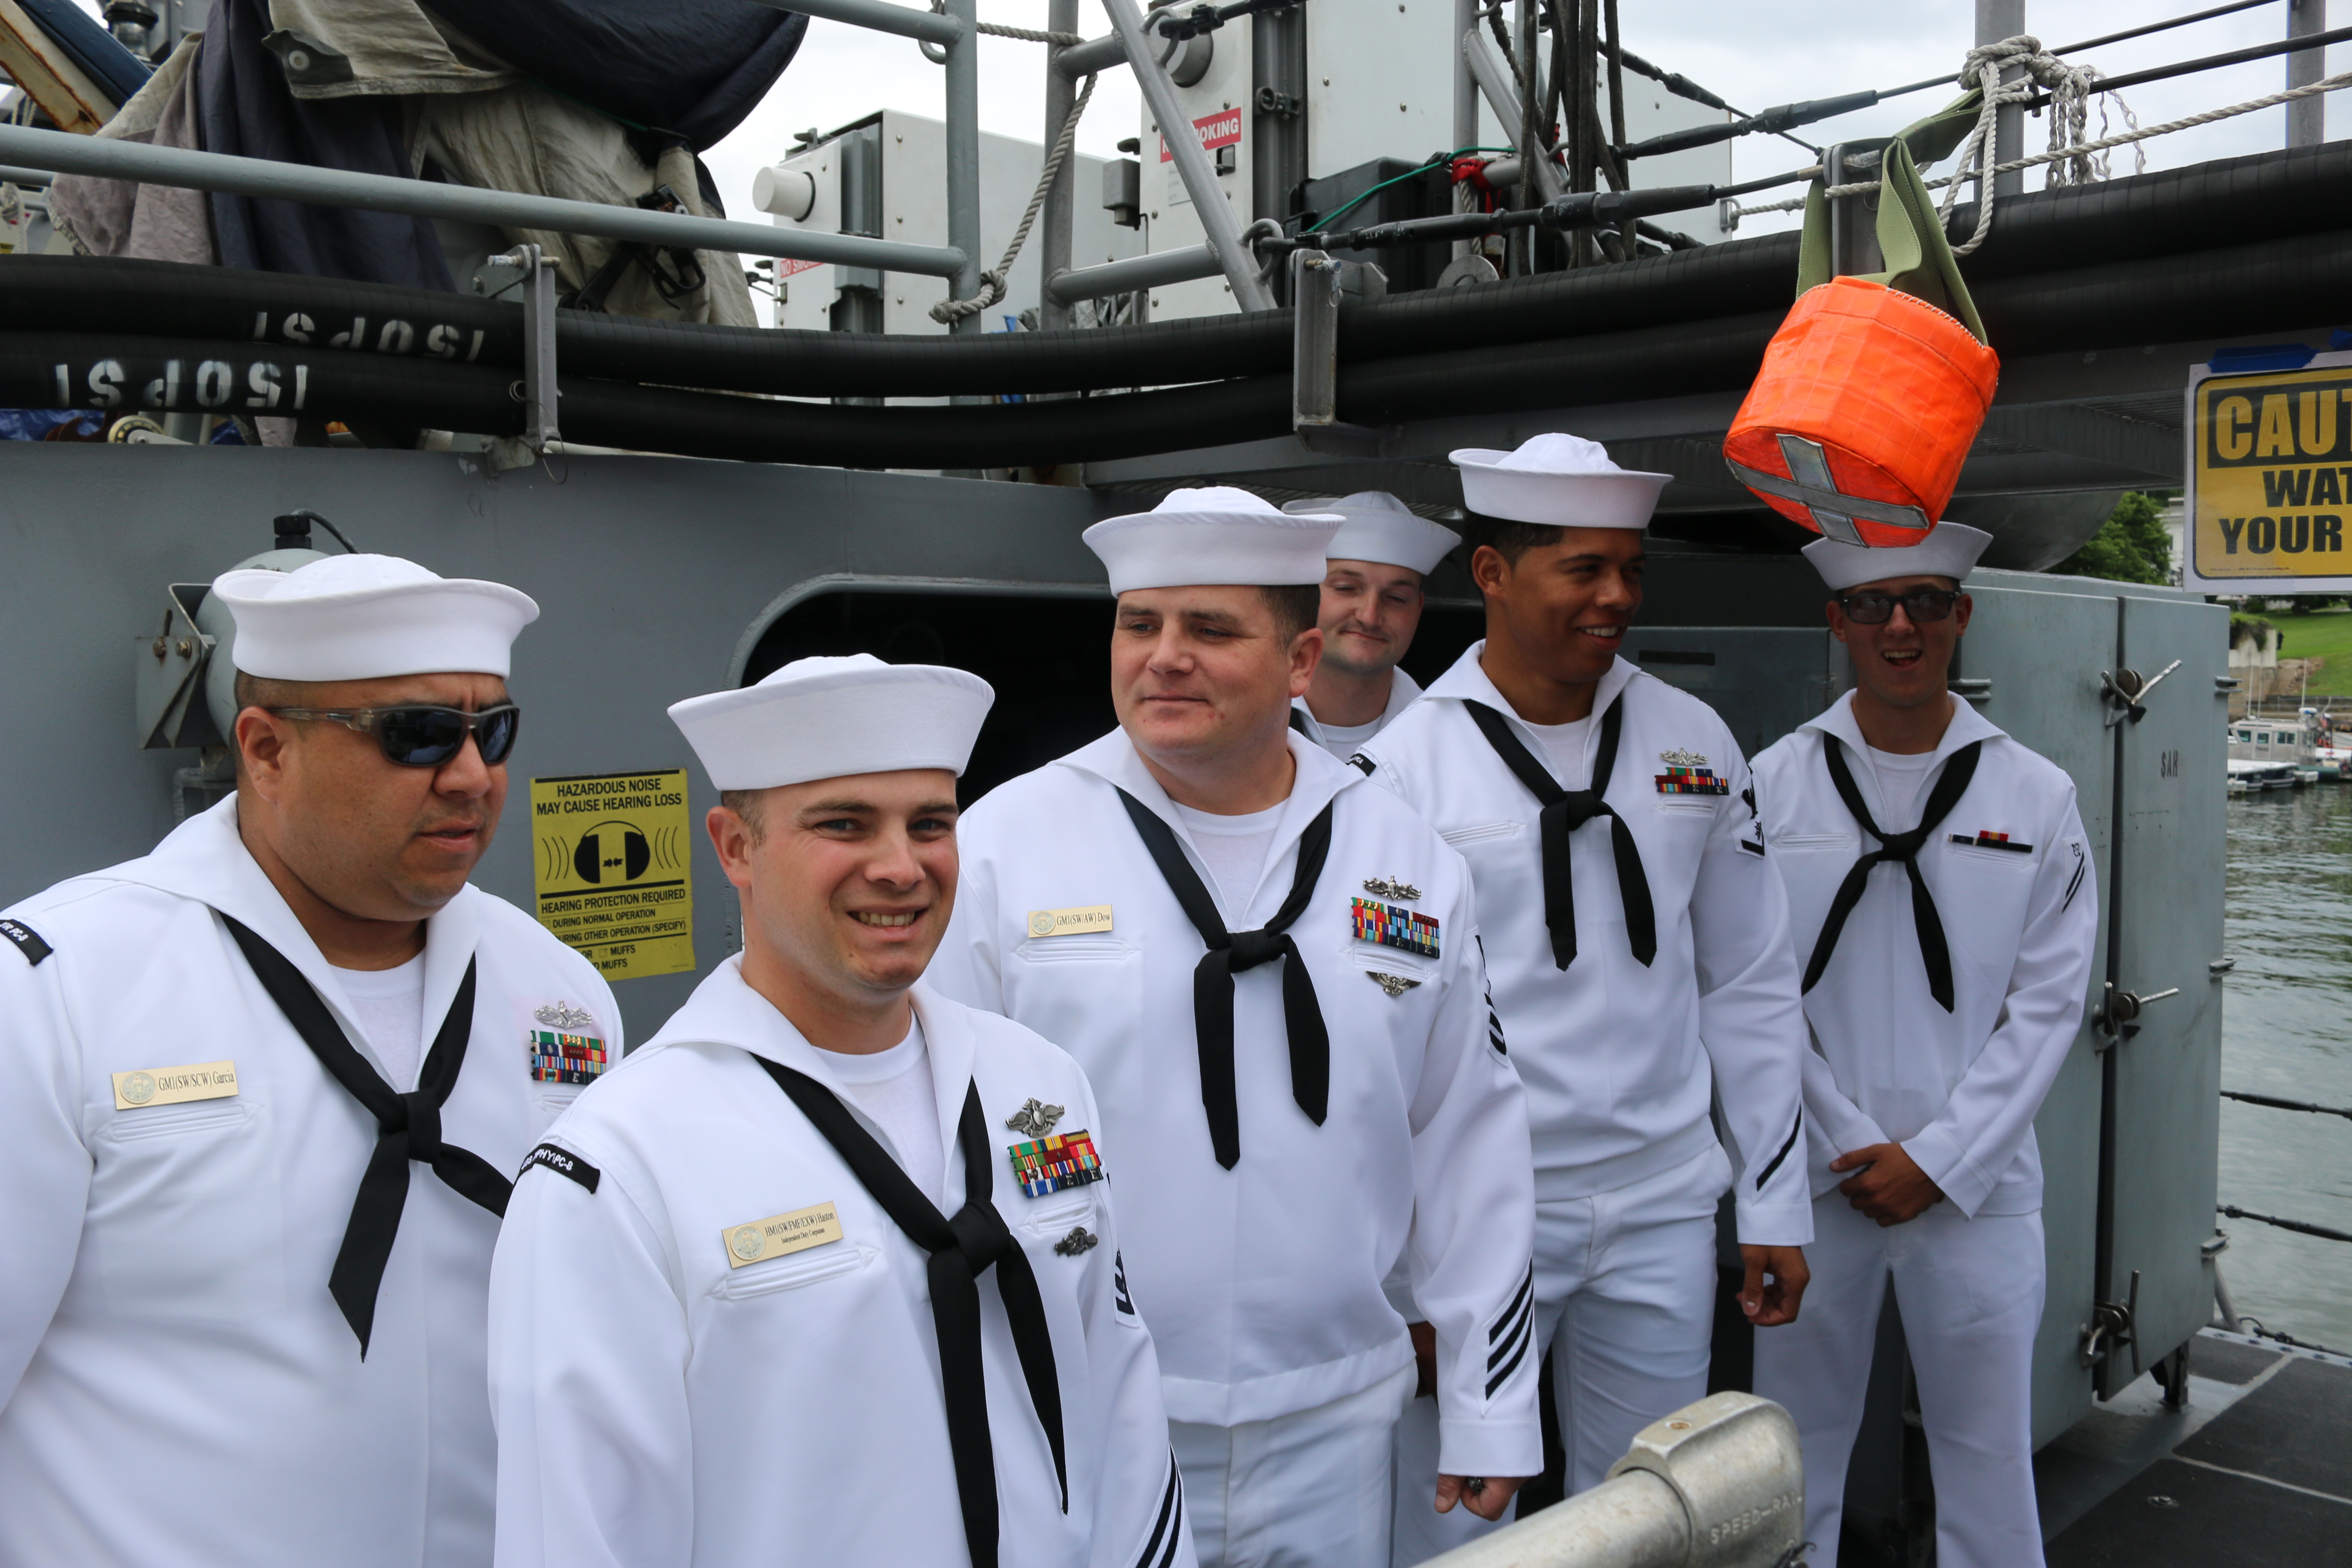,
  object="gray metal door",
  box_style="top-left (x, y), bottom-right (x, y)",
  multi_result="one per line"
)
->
top-left (1952, 575), bottom-right (2118, 1443)
top-left (2096, 593), bottom-right (2229, 1396)
top-left (1618, 627), bottom-right (1836, 761)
